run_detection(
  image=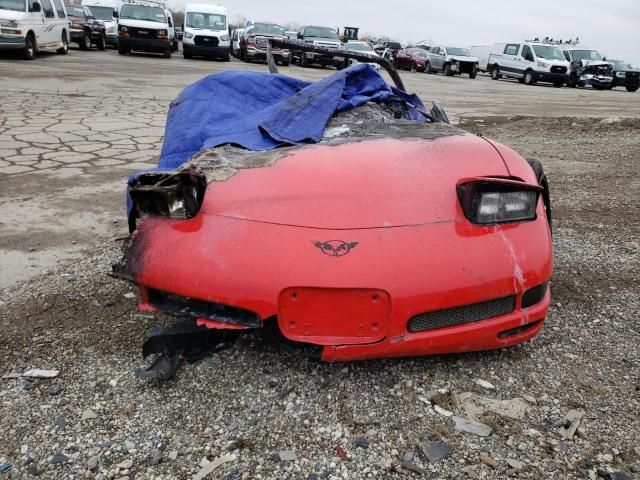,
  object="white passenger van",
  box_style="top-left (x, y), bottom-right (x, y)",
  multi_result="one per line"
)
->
top-left (0, 0), bottom-right (69, 59)
top-left (488, 41), bottom-right (570, 87)
top-left (80, 0), bottom-right (122, 47)
top-left (117, 0), bottom-right (173, 57)
top-left (182, 3), bottom-right (229, 60)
